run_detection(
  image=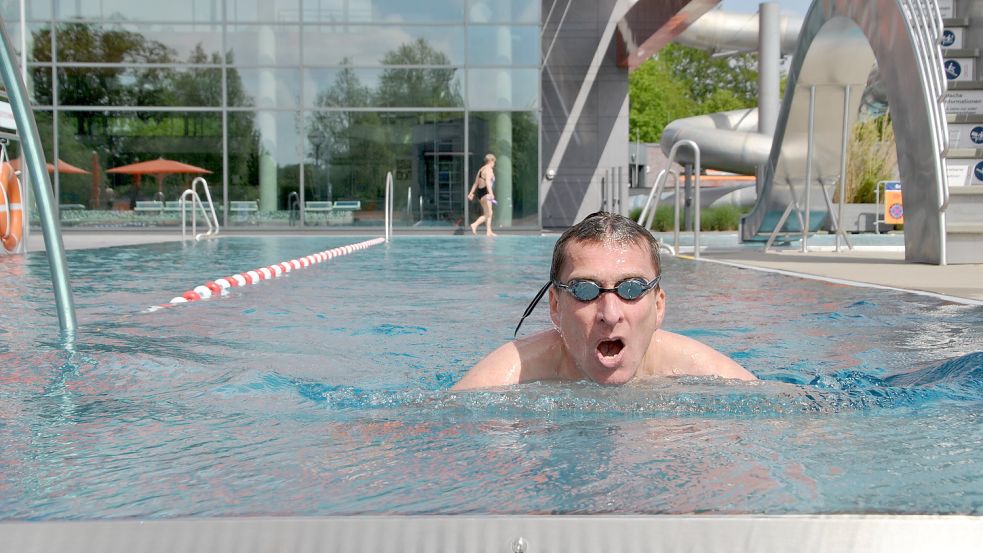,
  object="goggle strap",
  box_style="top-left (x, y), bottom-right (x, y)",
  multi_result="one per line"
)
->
top-left (513, 280), bottom-right (552, 338)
